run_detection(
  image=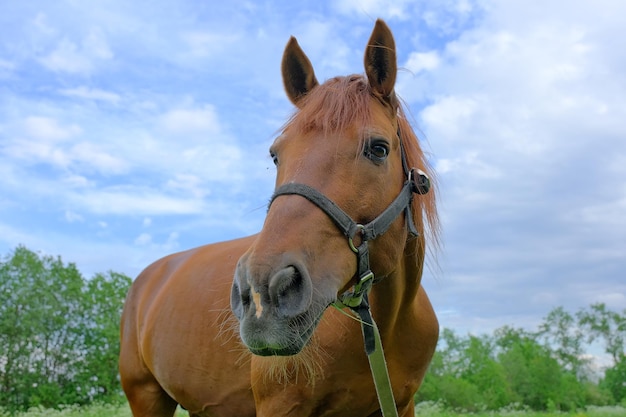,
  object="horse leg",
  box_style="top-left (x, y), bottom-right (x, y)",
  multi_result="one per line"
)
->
top-left (120, 334), bottom-right (178, 417)
top-left (122, 375), bottom-right (178, 417)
